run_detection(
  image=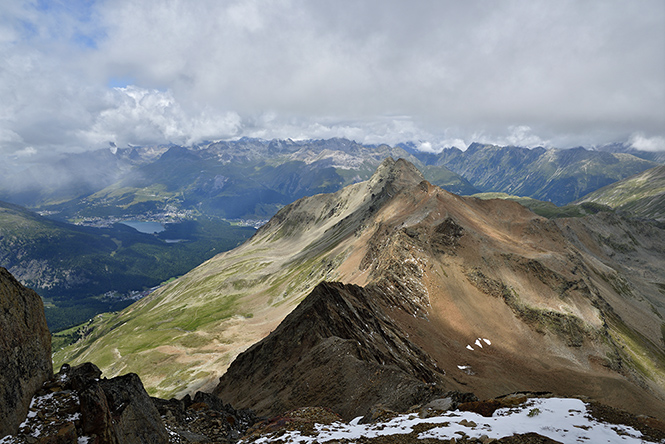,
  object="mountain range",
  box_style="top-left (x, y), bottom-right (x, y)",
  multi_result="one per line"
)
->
top-left (1, 138), bottom-right (659, 223)
top-left (55, 158), bottom-right (665, 422)
top-left (404, 142), bottom-right (658, 205)
top-left (6, 138), bottom-right (661, 332)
